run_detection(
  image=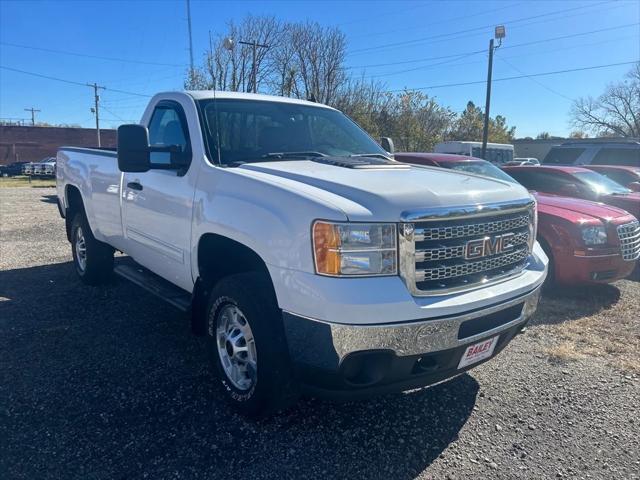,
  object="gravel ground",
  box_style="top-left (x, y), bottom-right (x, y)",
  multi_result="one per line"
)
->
top-left (1, 187), bottom-right (639, 480)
